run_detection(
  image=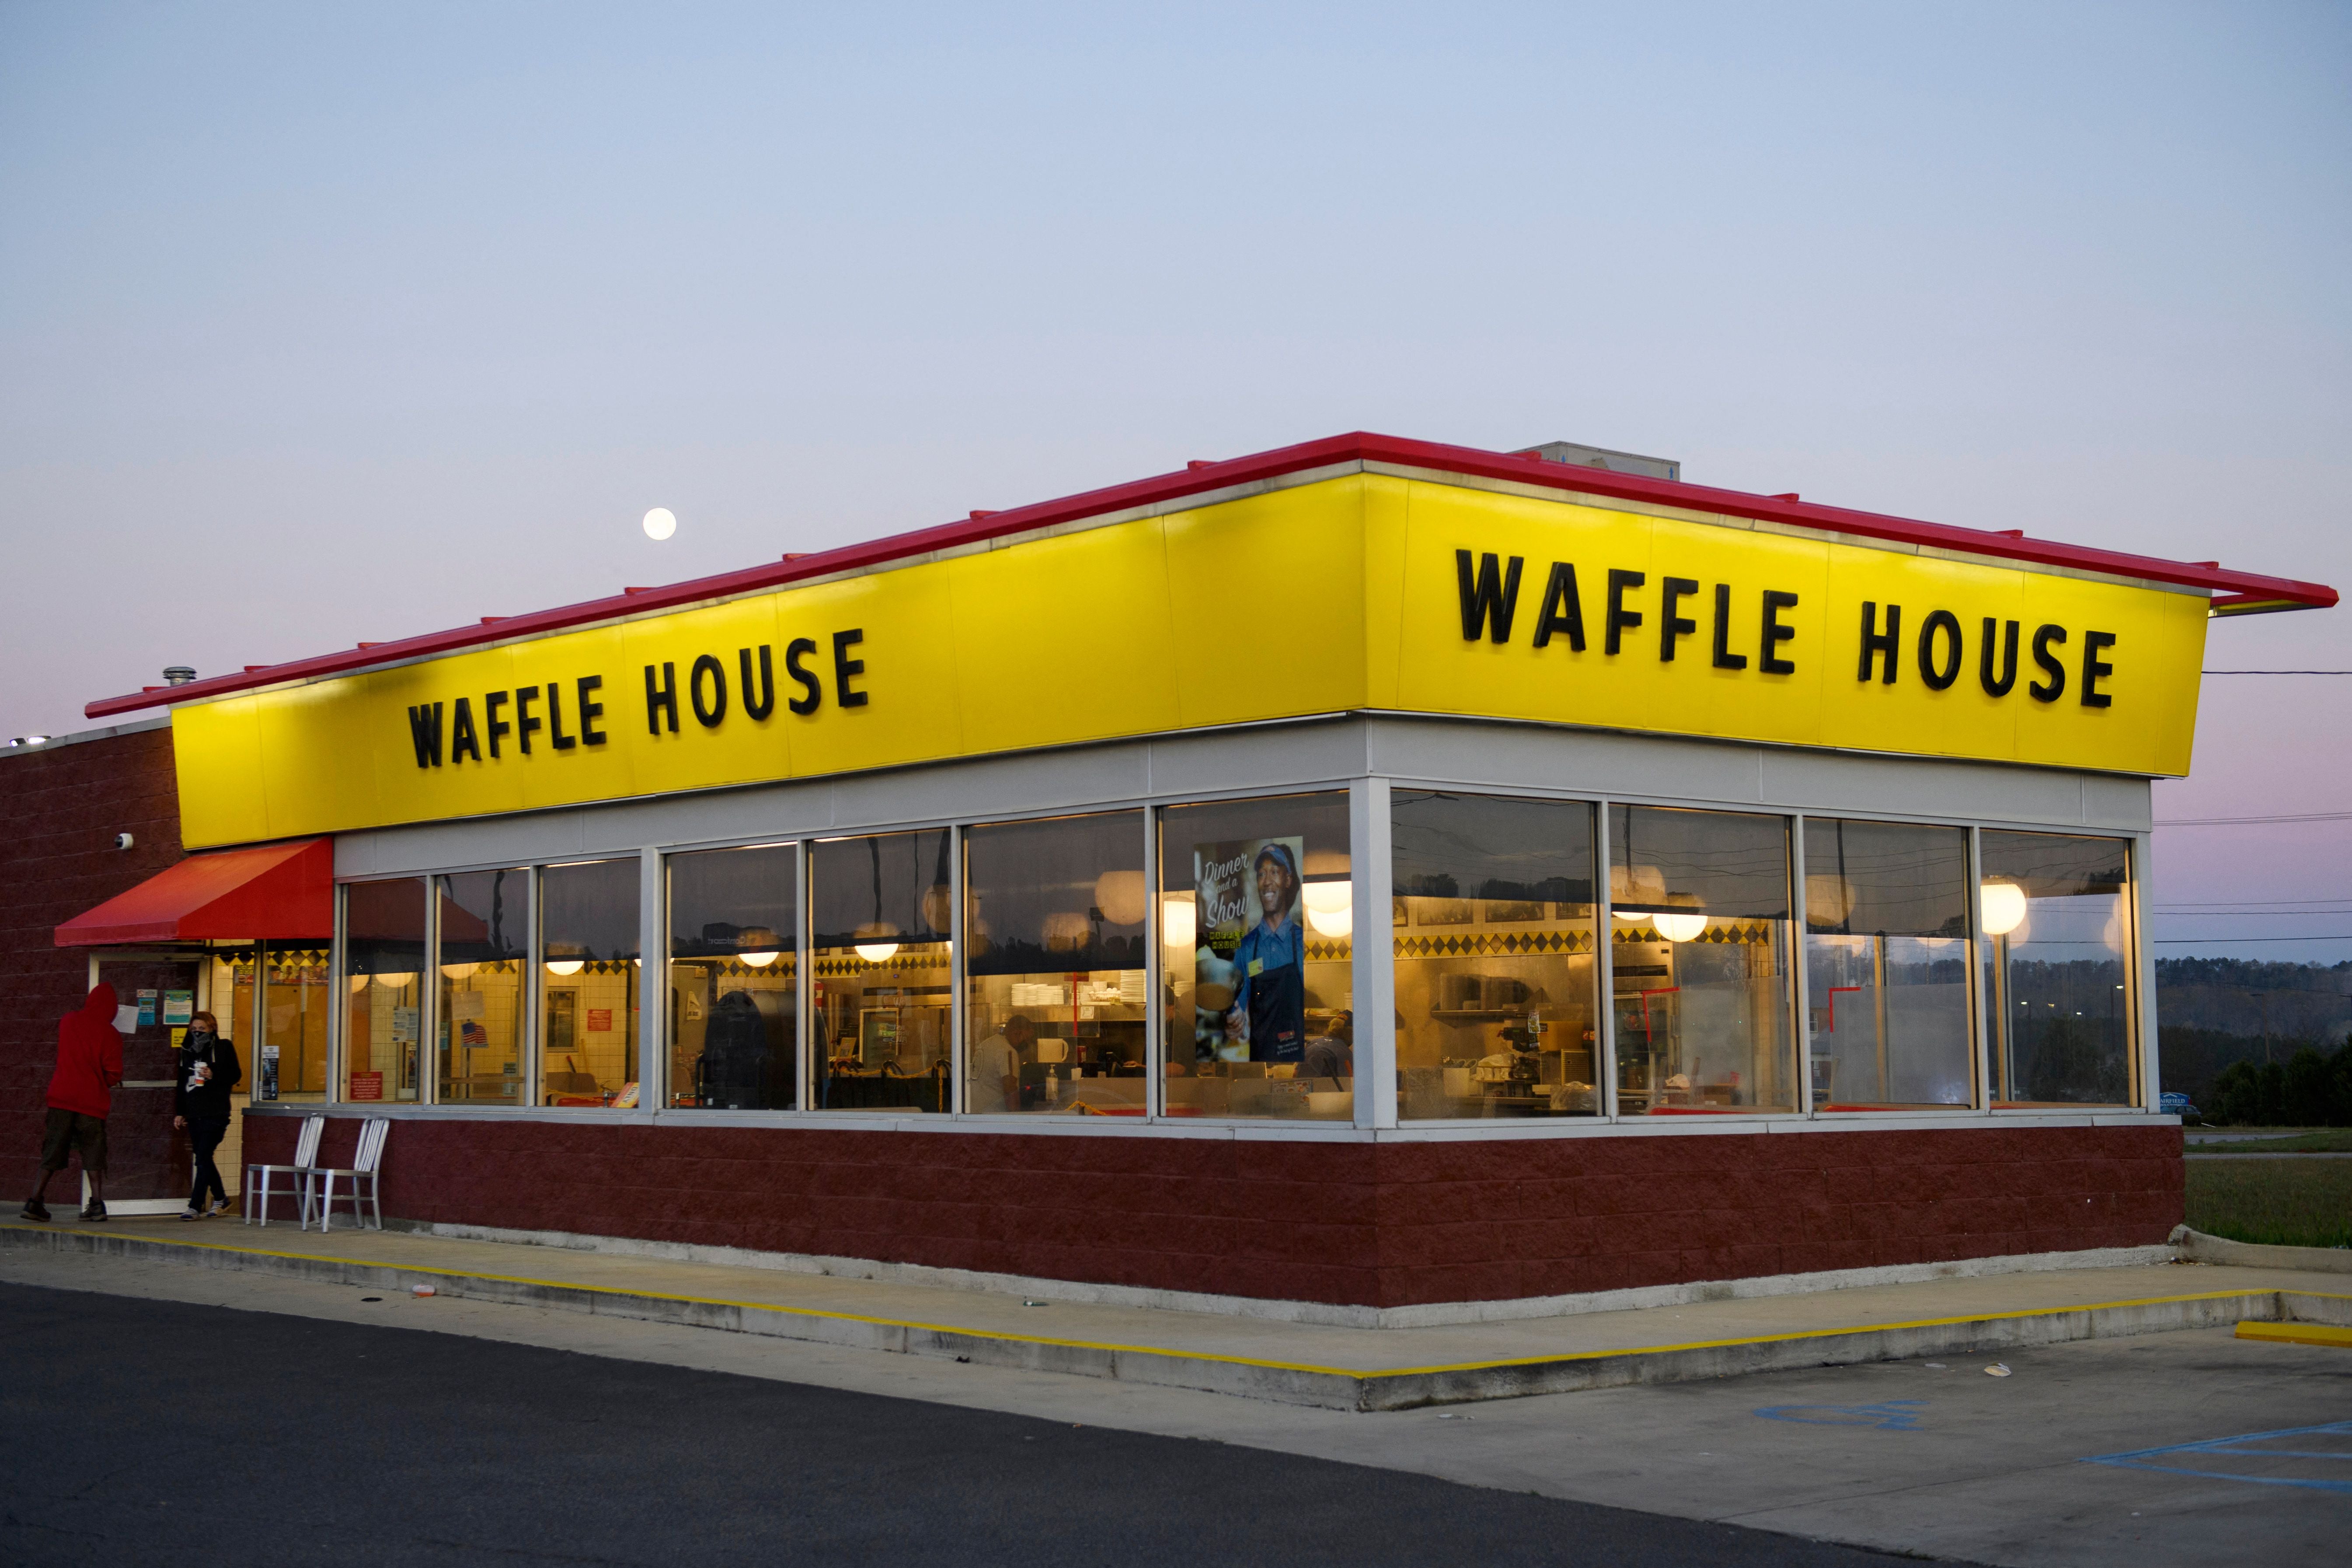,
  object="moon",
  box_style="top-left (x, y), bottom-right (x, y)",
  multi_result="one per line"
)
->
top-left (642, 507), bottom-right (677, 541)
